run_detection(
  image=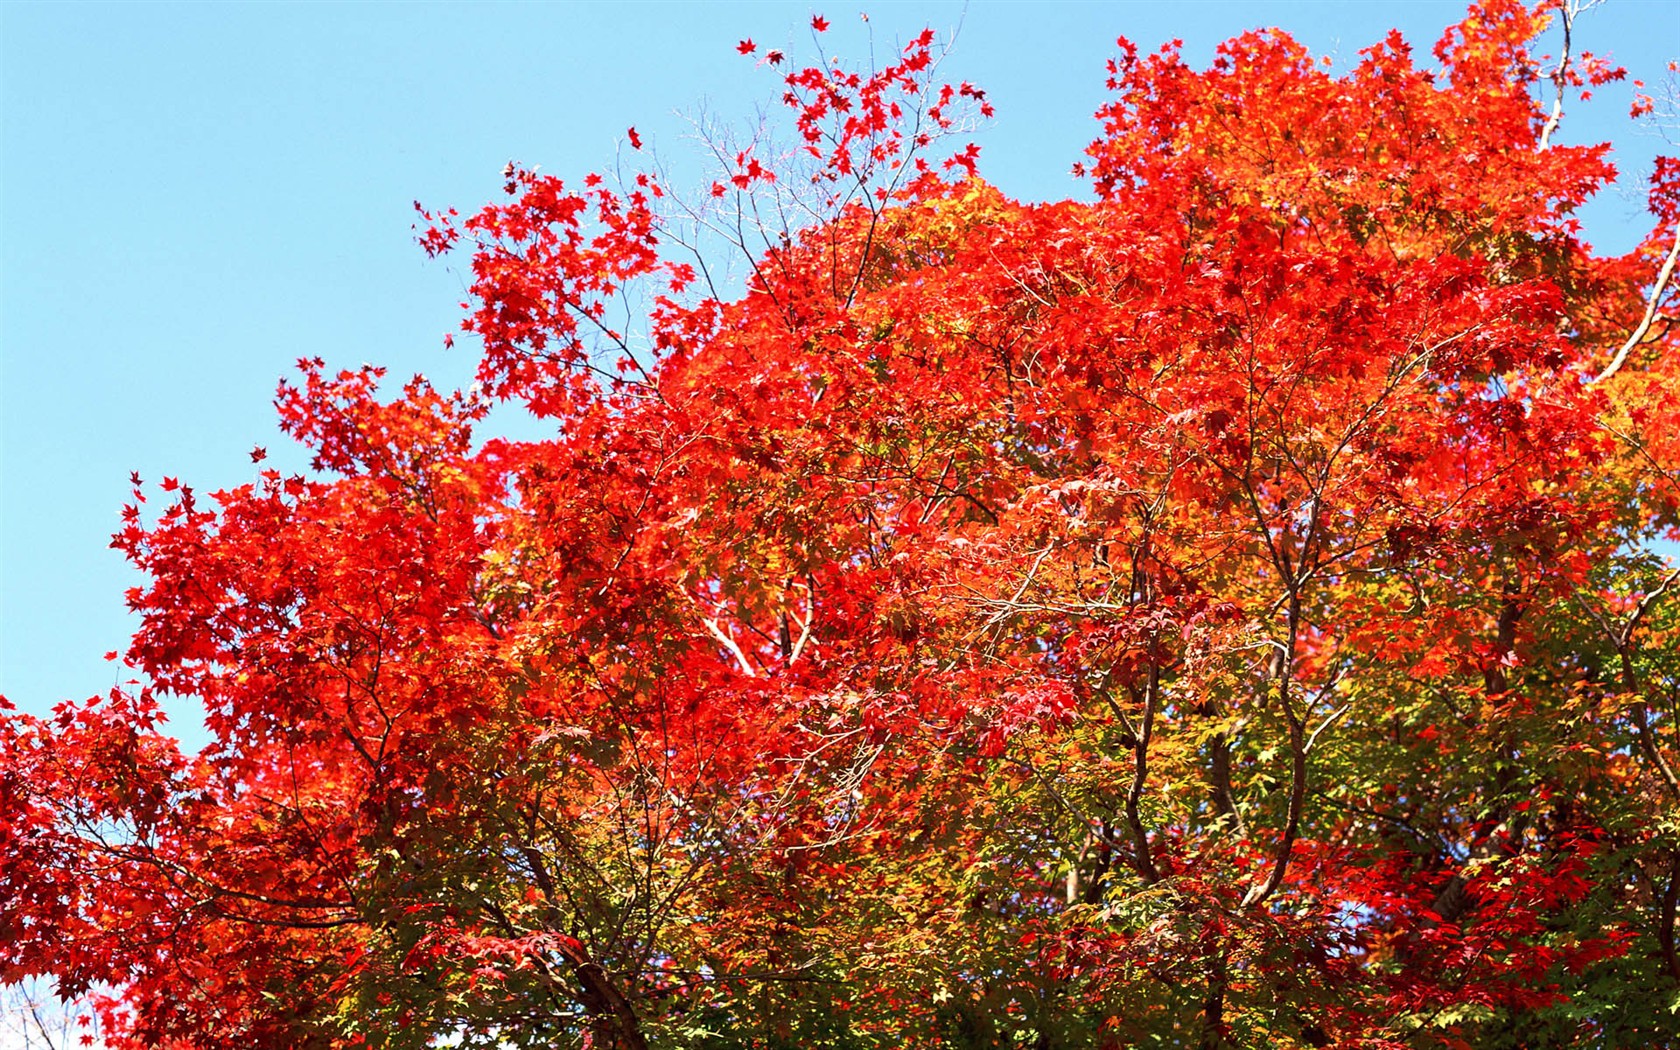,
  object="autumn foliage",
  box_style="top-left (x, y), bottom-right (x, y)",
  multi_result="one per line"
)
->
top-left (7, 2), bottom-right (1680, 1046)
